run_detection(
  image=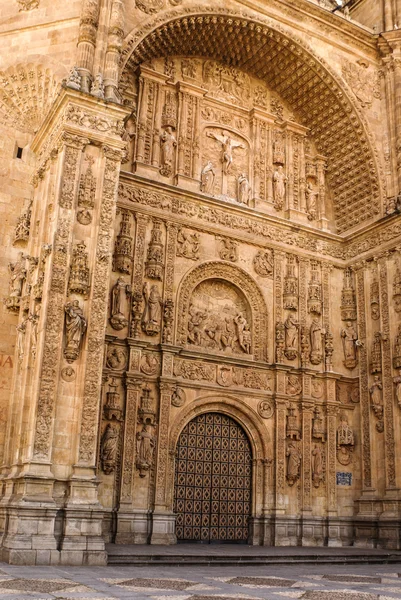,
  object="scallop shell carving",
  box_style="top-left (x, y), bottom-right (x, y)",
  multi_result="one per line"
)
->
top-left (0, 63), bottom-right (61, 133)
